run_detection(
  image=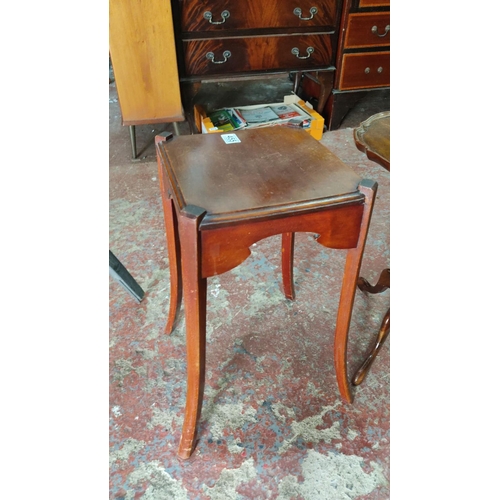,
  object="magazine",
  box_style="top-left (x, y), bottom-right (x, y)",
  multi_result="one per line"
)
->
top-left (237, 106), bottom-right (280, 124)
top-left (205, 101), bottom-right (314, 131)
top-left (270, 104), bottom-right (302, 120)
